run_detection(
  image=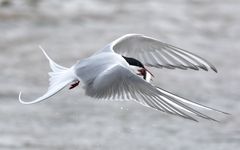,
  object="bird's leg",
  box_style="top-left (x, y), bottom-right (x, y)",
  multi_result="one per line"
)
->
top-left (69, 80), bottom-right (80, 90)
